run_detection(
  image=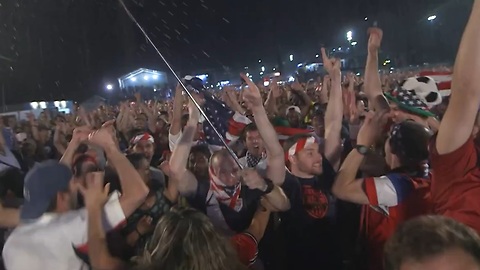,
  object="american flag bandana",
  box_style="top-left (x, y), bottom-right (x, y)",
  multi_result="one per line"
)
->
top-left (130, 133), bottom-right (154, 146)
top-left (207, 166), bottom-right (243, 212)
